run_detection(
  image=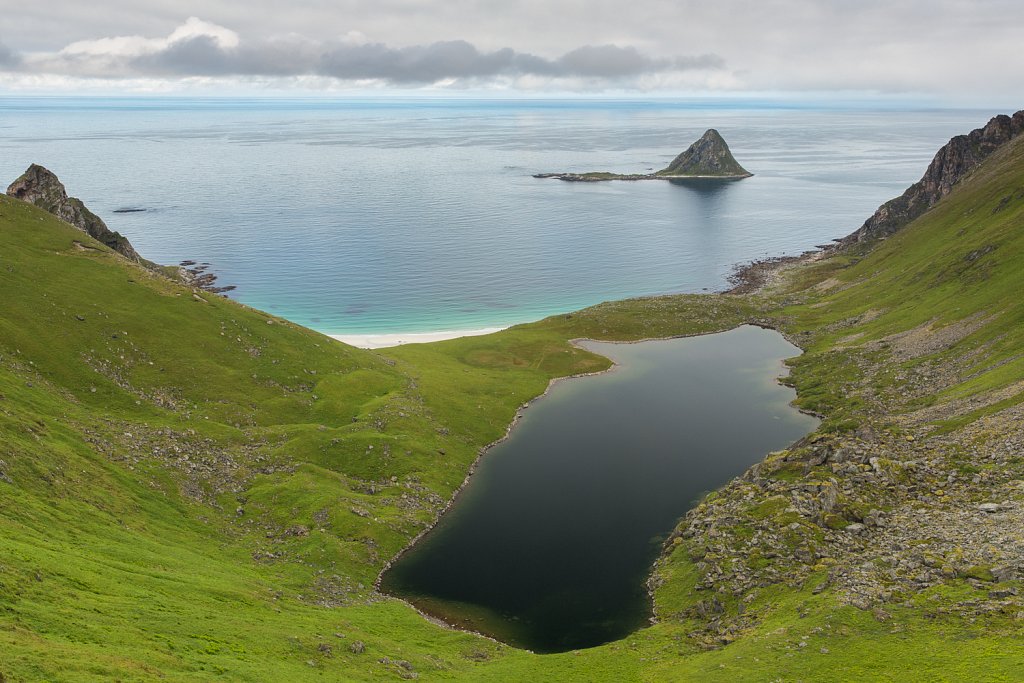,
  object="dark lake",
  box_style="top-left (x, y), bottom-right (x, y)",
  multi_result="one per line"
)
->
top-left (380, 325), bottom-right (819, 653)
